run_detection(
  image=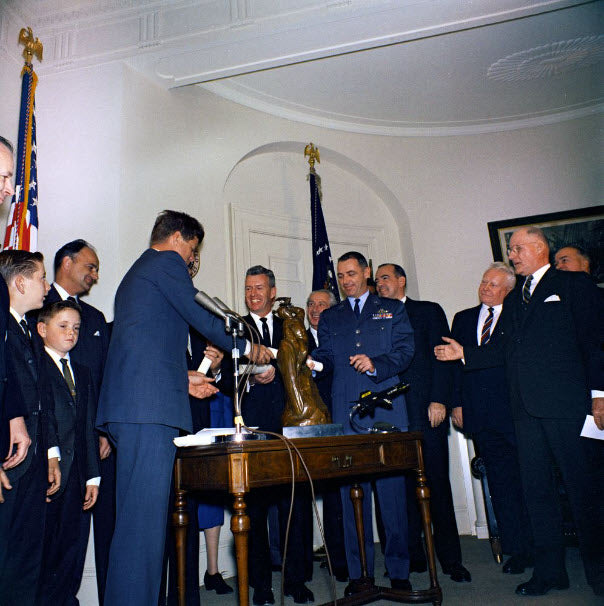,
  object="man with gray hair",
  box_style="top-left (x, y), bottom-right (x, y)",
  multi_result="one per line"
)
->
top-left (450, 262), bottom-right (533, 575)
top-left (437, 227), bottom-right (603, 597)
